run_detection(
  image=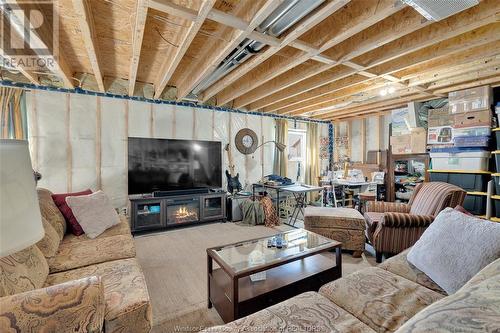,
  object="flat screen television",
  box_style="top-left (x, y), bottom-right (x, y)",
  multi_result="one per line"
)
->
top-left (128, 137), bottom-right (222, 195)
